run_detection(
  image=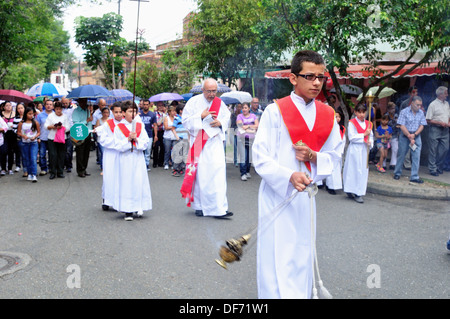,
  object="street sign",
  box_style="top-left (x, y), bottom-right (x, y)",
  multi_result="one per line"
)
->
top-left (70, 123), bottom-right (89, 142)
